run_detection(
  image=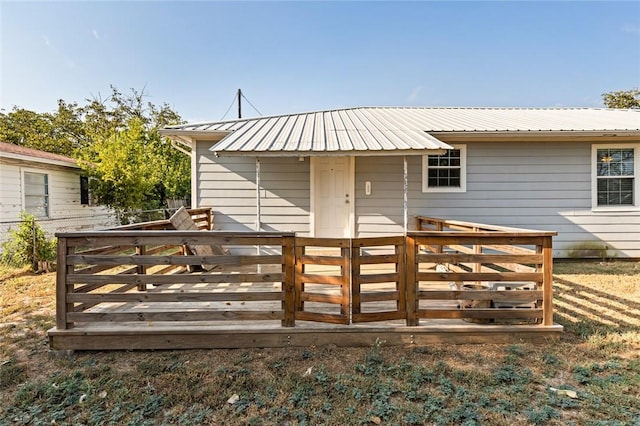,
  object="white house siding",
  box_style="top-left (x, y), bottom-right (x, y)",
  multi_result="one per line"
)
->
top-left (0, 162), bottom-right (22, 221)
top-left (196, 140), bottom-right (639, 258)
top-left (355, 156), bottom-right (405, 236)
top-left (403, 141), bottom-right (640, 258)
top-left (195, 141), bottom-right (310, 234)
top-left (0, 160), bottom-right (115, 248)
